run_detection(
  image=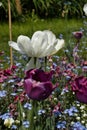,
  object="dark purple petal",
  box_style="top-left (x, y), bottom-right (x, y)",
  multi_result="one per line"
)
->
top-left (71, 76), bottom-right (87, 104)
top-left (24, 78), bottom-right (55, 100)
top-left (72, 31), bottom-right (83, 39)
top-left (24, 68), bottom-right (57, 101)
top-left (76, 92), bottom-right (87, 104)
top-left (25, 69), bottom-right (54, 82)
top-left (24, 79), bottom-right (33, 96)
